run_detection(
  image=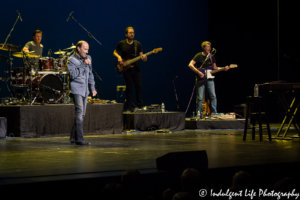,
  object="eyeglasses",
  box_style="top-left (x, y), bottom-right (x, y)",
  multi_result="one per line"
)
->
top-left (128, 32), bottom-right (135, 34)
